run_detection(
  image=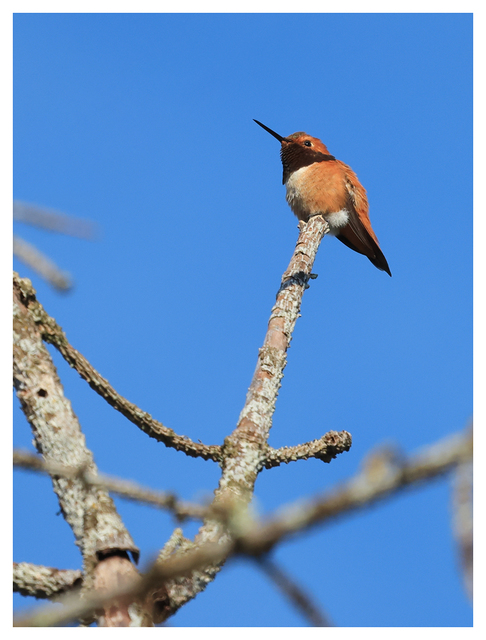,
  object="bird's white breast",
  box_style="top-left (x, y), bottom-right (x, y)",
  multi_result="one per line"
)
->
top-left (285, 167), bottom-right (310, 220)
